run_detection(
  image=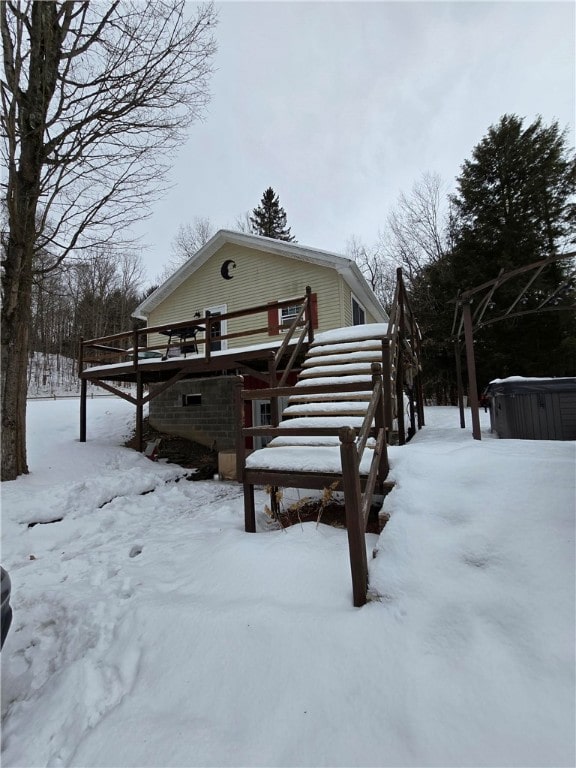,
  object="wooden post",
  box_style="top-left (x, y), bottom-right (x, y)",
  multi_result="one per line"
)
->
top-left (234, 377), bottom-right (245, 483)
top-left (396, 269), bottom-right (406, 445)
top-left (339, 426), bottom-right (368, 607)
top-left (78, 336), bottom-right (84, 377)
top-left (136, 373), bottom-right (144, 452)
top-left (305, 285), bottom-right (314, 346)
top-left (244, 483), bottom-right (256, 533)
top-left (205, 311), bottom-right (211, 362)
top-left (269, 352), bottom-right (279, 427)
top-left (415, 332), bottom-right (425, 429)
top-left (454, 340), bottom-right (466, 429)
top-left (372, 363), bottom-right (389, 481)
top-left (396, 350), bottom-right (405, 446)
top-left (80, 378), bottom-right (87, 443)
top-left (132, 325), bottom-right (139, 370)
top-left (382, 340), bottom-right (393, 441)
top-left (408, 385), bottom-right (416, 440)
top-left (462, 301), bottom-right (481, 440)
